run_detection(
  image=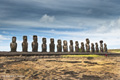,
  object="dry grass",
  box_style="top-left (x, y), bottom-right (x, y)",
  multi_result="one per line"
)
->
top-left (0, 56), bottom-right (120, 80)
top-left (108, 49), bottom-right (120, 53)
